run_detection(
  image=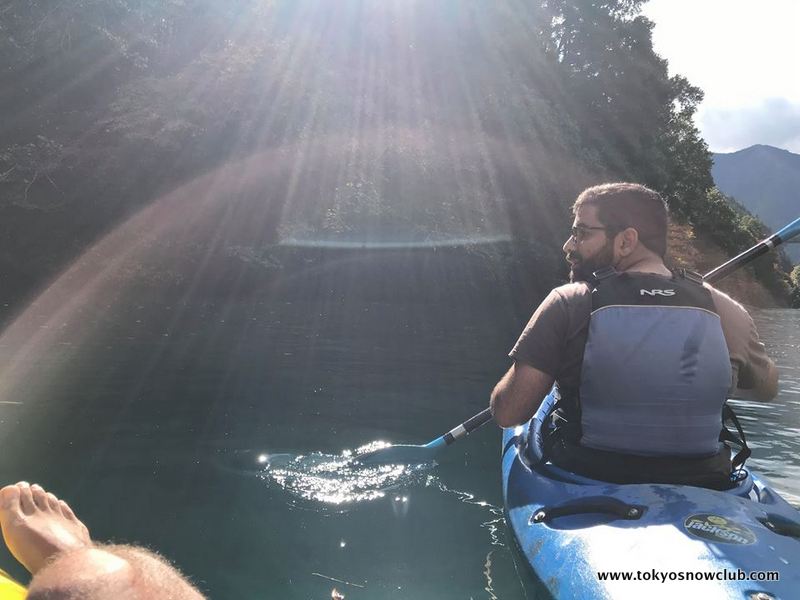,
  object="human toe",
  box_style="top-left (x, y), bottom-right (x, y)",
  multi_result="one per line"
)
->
top-left (46, 492), bottom-right (60, 512)
top-left (58, 500), bottom-right (77, 521)
top-left (0, 485), bottom-right (21, 513)
top-left (30, 484), bottom-right (50, 511)
top-left (15, 482), bottom-right (35, 515)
